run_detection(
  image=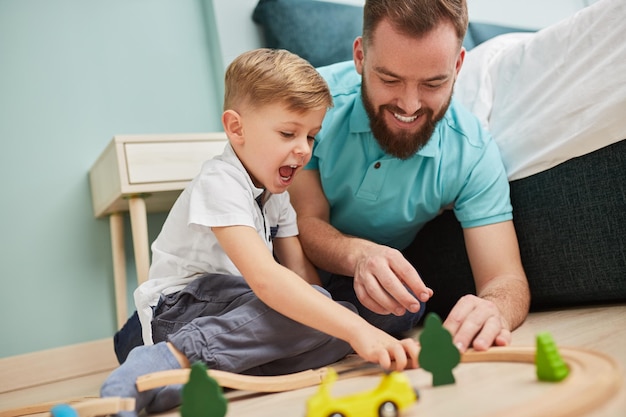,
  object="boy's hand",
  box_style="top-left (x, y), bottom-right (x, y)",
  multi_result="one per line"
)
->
top-left (350, 326), bottom-right (419, 371)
